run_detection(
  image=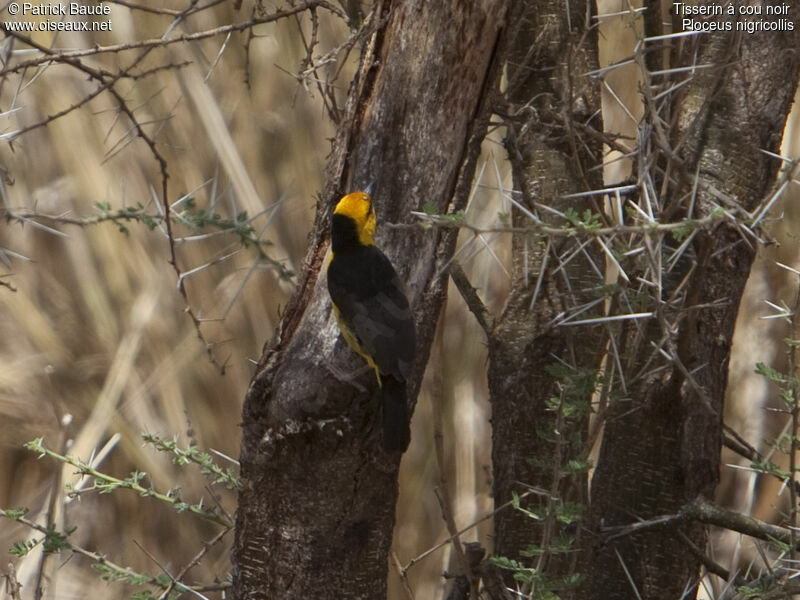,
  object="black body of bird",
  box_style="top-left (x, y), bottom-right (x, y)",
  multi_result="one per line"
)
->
top-left (327, 190), bottom-right (415, 452)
